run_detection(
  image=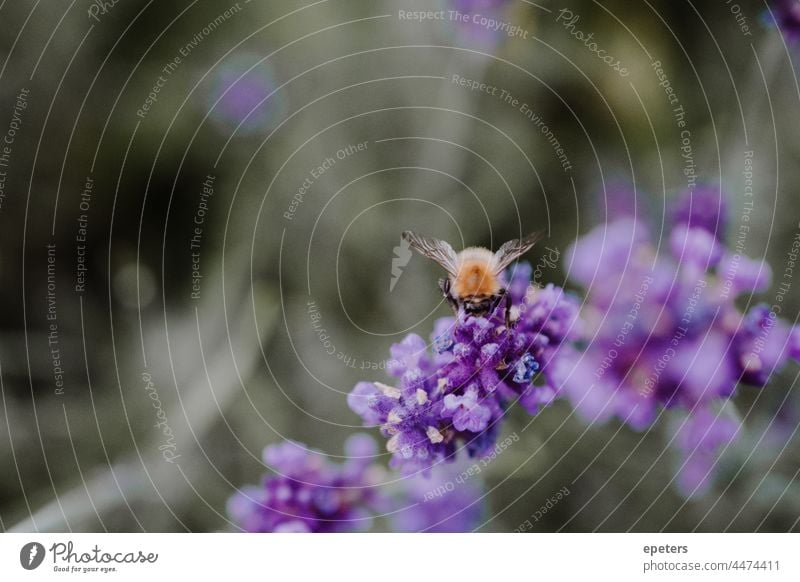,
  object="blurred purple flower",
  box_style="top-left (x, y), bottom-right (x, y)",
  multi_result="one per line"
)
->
top-left (561, 185), bottom-right (800, 494)
top-left (446, 0), bottom-right (518, 50)
top-left (593, 182), bottom-right (644, 219)
top-left (227, 435), bottom-right (385, 532)
top-left (673, 408), bottom-right (740, 497)
top-left (764, 0), bottom-right (800, 43)
top-left (390, 462), bottom-right (485, 532)
top-left (791, 326), bottom-right (800, 360)
top-left (672, 184), bottom-right (727, 240)
top-left (348, 263), bottom-right (582, 474)
top-left (453, 0), bottom-right (512, 10)
top-left (205, 53), bottom-right (286, 134)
